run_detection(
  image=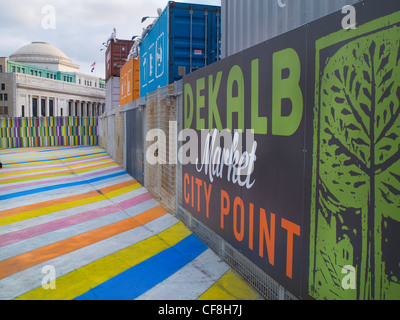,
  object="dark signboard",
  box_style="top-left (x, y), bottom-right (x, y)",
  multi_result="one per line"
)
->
top-left (182, 0), bottom-right (400, 299)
